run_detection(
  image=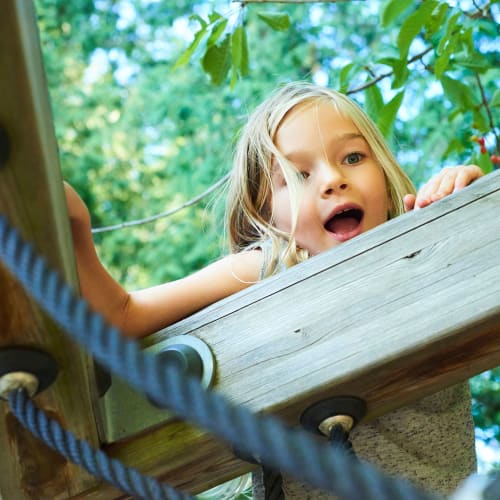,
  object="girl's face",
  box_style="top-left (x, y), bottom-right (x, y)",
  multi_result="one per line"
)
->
top-left (271, 101), bottom-right (389, 256)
